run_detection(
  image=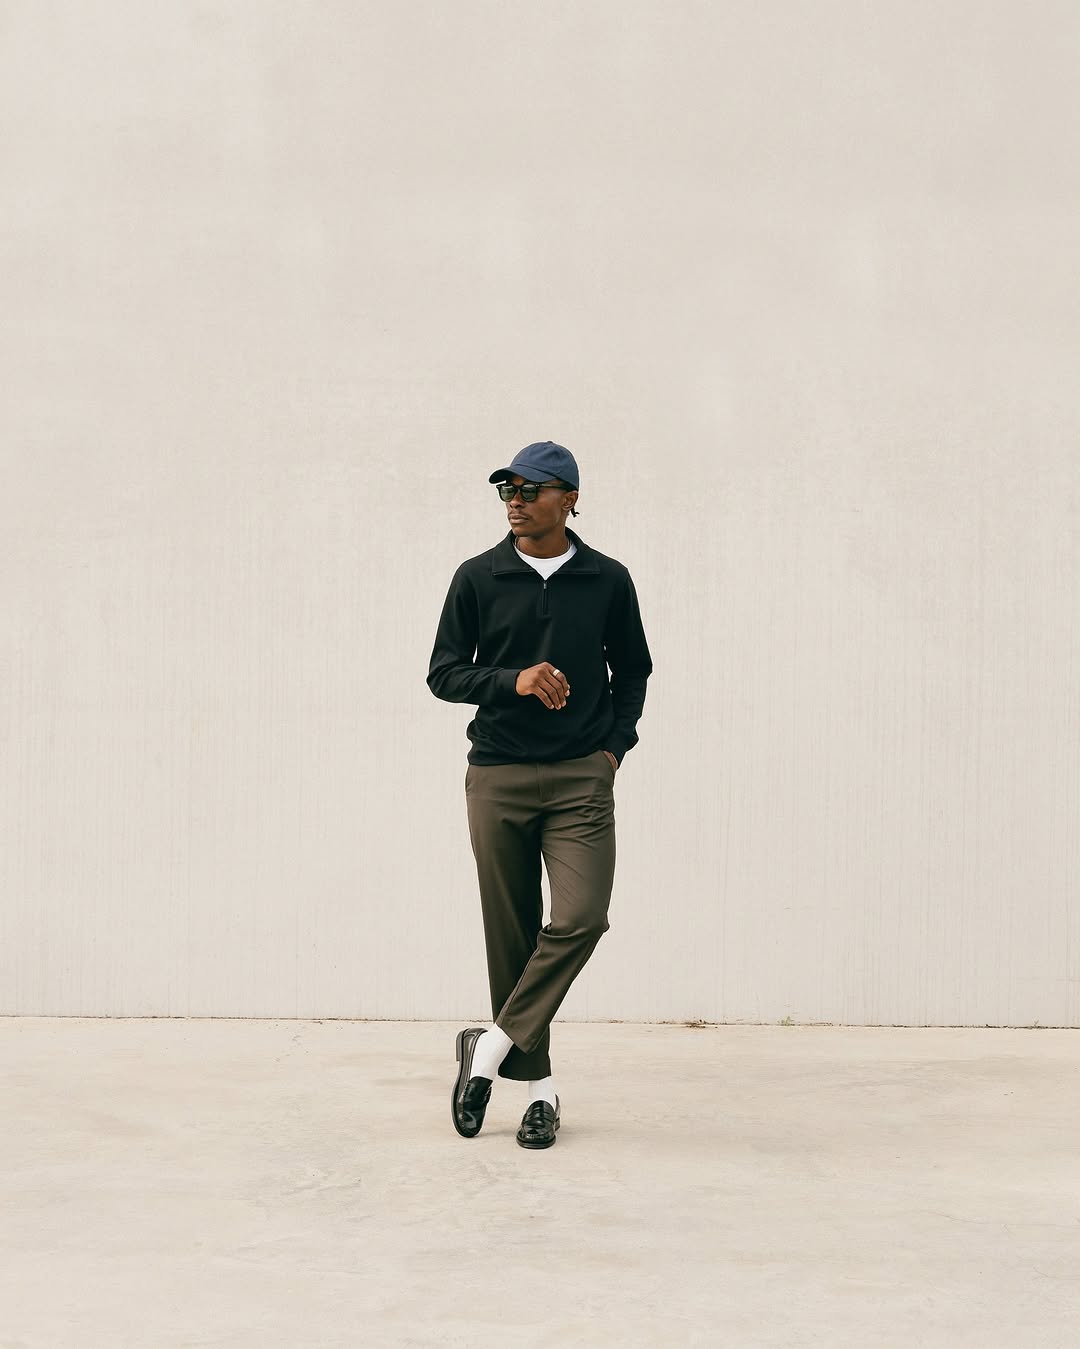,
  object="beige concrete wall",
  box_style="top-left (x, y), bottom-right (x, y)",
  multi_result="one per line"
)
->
top-left (2, 2), bottom-right (1077, 1023)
